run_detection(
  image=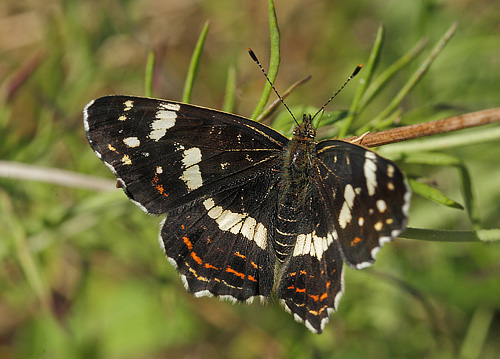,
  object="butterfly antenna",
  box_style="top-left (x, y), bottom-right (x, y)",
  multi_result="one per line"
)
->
top-left (248, 48), bottom-right (298, 125)
top-left (312, 64), bottom-right (363, 120)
